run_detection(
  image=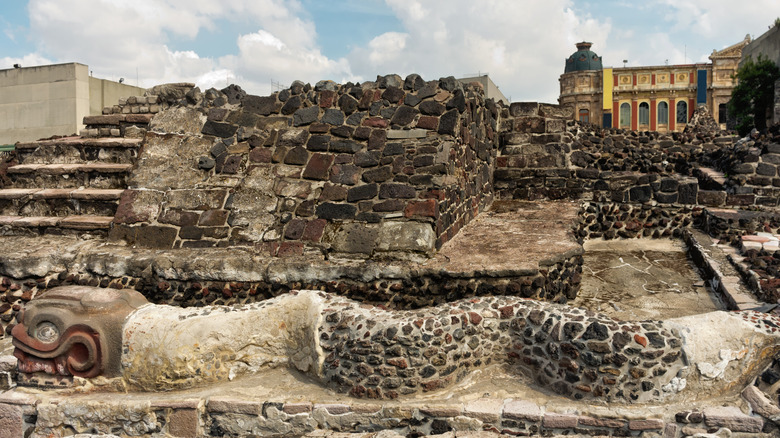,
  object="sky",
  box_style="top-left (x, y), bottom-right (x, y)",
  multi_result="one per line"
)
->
top-left (2, 0), bottom-right (779, 103)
